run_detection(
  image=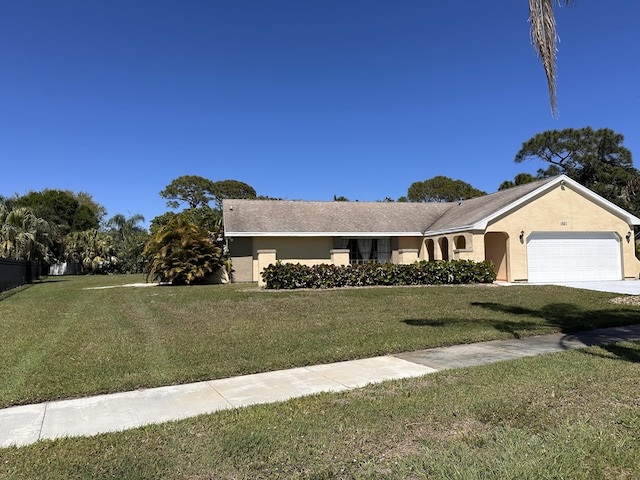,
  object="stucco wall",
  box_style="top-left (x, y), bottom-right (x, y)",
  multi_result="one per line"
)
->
top-left (228, 237), bottom-right (253, 283)
top-left (397, 236), bottom-right (421, 250)
top-left (230, 256), bottom-right (253, 283)
top-left (251, 237), bottom-right (334, 282)
top-left (487, 183), bottom-right (640, 280)
top-left (466, 233), bottom-right (486, 262)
